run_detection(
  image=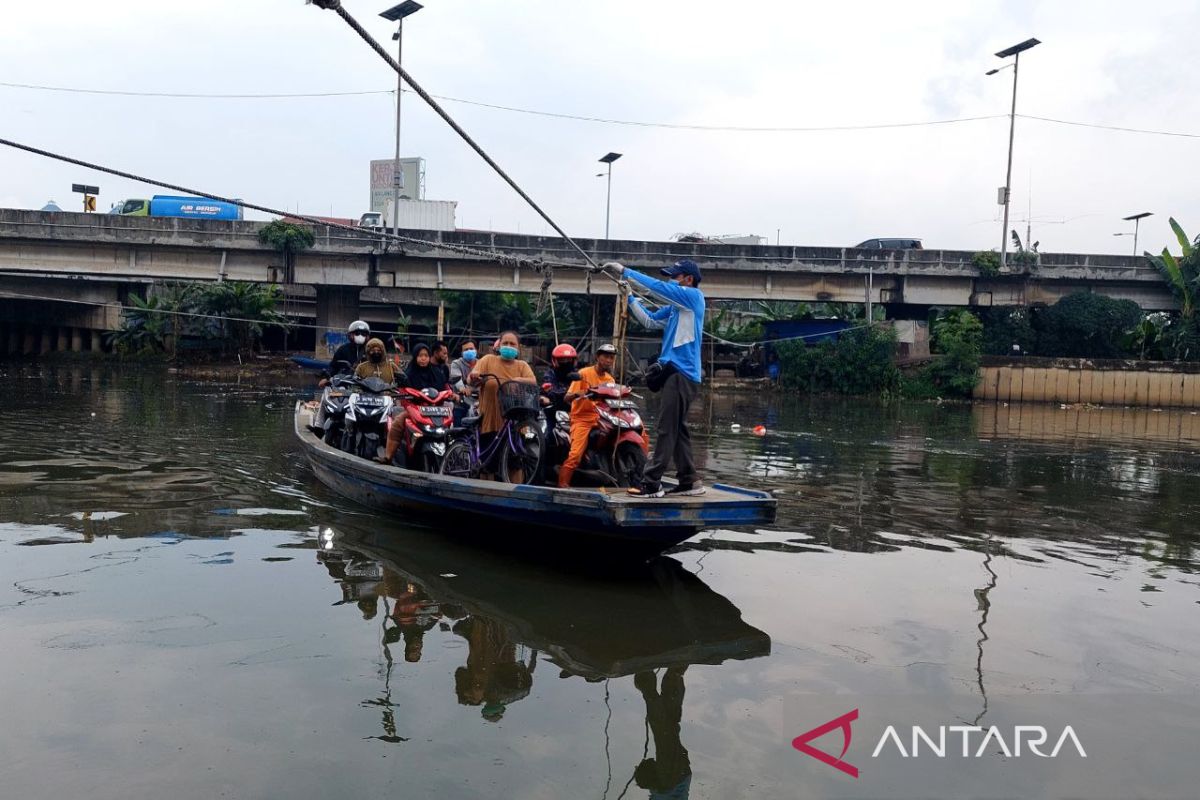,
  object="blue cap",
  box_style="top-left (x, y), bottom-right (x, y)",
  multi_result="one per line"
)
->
top-left (660, 258), bottom-right (702, 284)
